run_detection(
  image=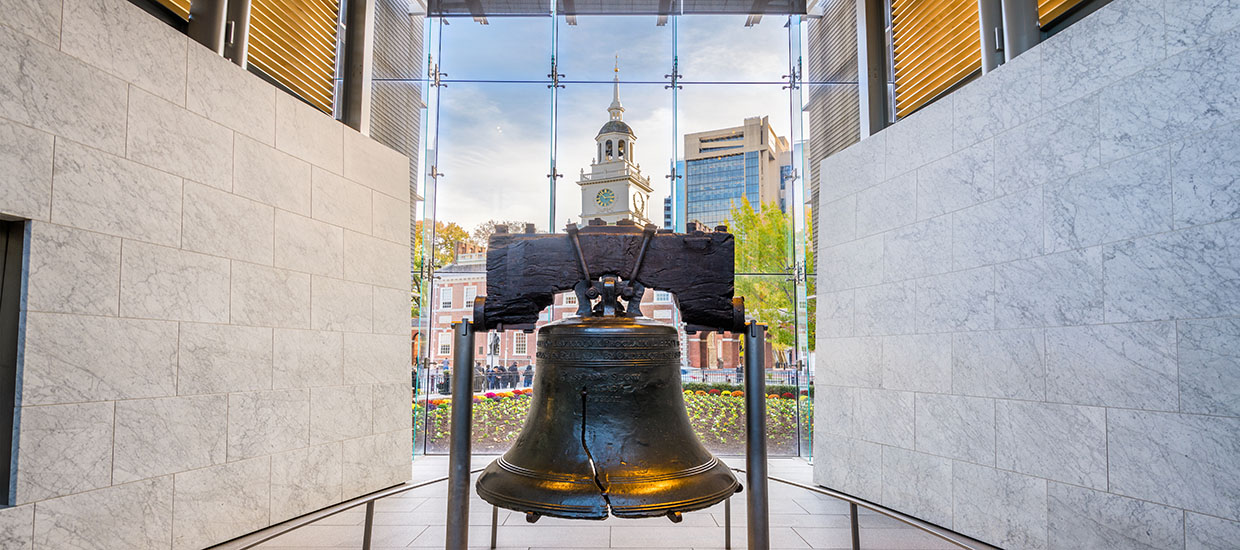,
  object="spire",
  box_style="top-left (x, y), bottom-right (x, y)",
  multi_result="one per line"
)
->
top-left (608, 56), bottom-right (624, 120)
